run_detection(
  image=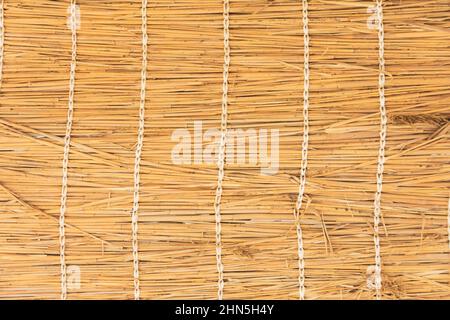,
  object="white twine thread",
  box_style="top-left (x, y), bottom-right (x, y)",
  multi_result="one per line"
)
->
top-left (447, 196), bottom-right (450, 250)
top-left (66, 3), bottom-right (80, 31)
top-left (59, 0), bottom-right (78, 300)
top-left (213, 0), bottom-right (230, 301)
top-left (0, 0), bottom-right (4, 86)
top-left (292, 0), bottom-right (310, 301)
top-left (372, 0), bottom-right (387, 301)
top-left (130, 0), bottom-right (148, 301)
